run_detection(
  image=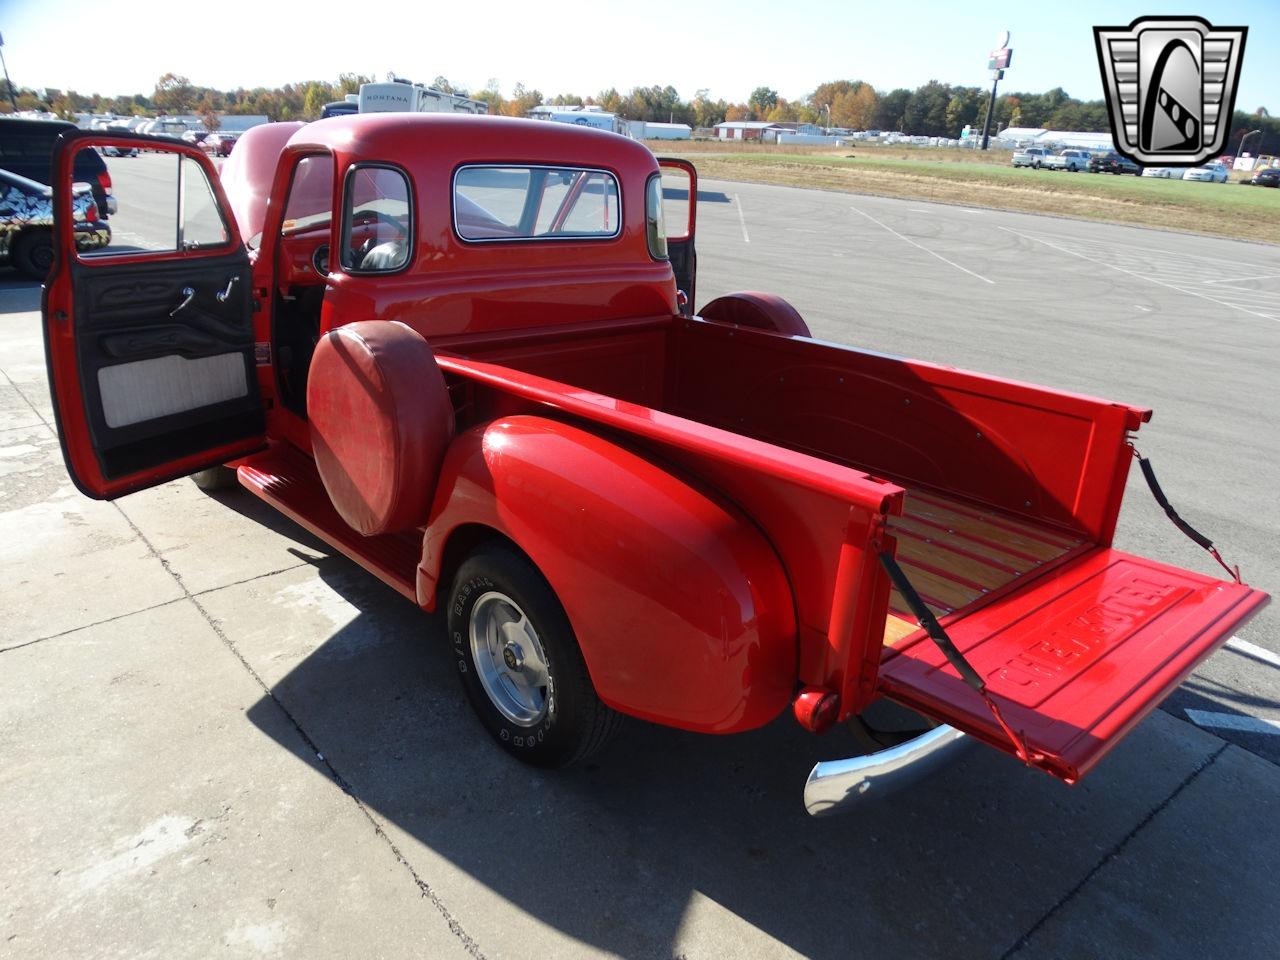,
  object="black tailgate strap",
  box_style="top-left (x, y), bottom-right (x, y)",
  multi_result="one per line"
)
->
top-left (878, 551), bottom-right (984, 693)
top-left (1133, 448), bottom-right (1241, 583)
top-left (877, 550), bottom-right (1042, 765)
